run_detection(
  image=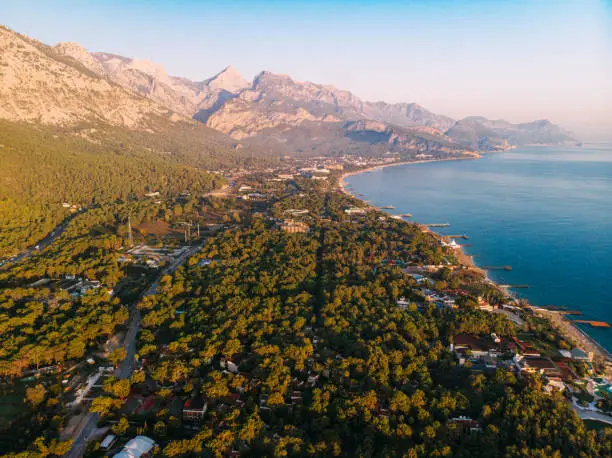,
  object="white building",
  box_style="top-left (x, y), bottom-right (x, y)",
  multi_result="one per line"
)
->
top-left (113, 436), bottom-right (157, 458)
